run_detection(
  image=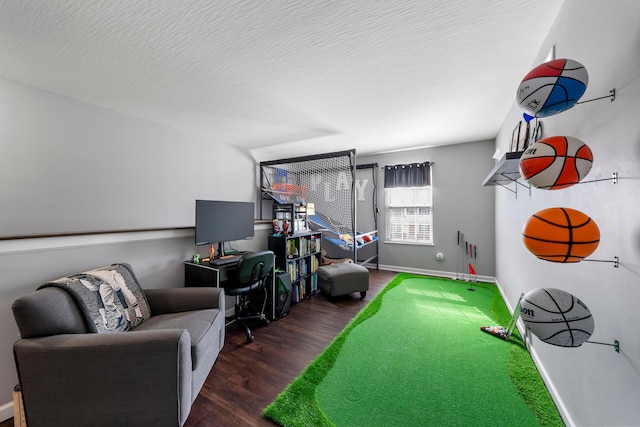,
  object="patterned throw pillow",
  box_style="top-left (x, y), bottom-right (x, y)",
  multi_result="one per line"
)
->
top-left (40, 263), bottom-right (151, 333)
